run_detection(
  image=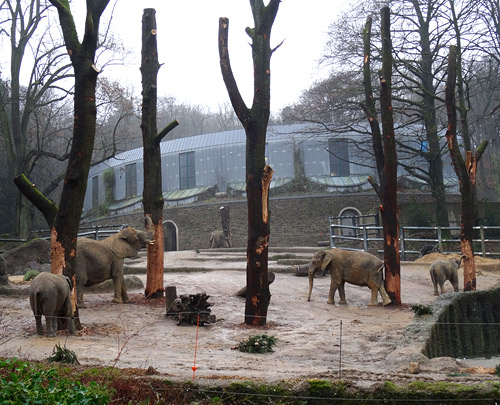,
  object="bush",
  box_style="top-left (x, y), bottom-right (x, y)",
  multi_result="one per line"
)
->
top-left (237, 334), bottom-right (277, 353)
top-left (23, 270), bottom-right (40, 282)
top-left (411, 304), bottom-right (433, 316)
top-left (47, 343), bottom-right (80, 364)
top-left (0, 358), bottom-right (109, 404)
